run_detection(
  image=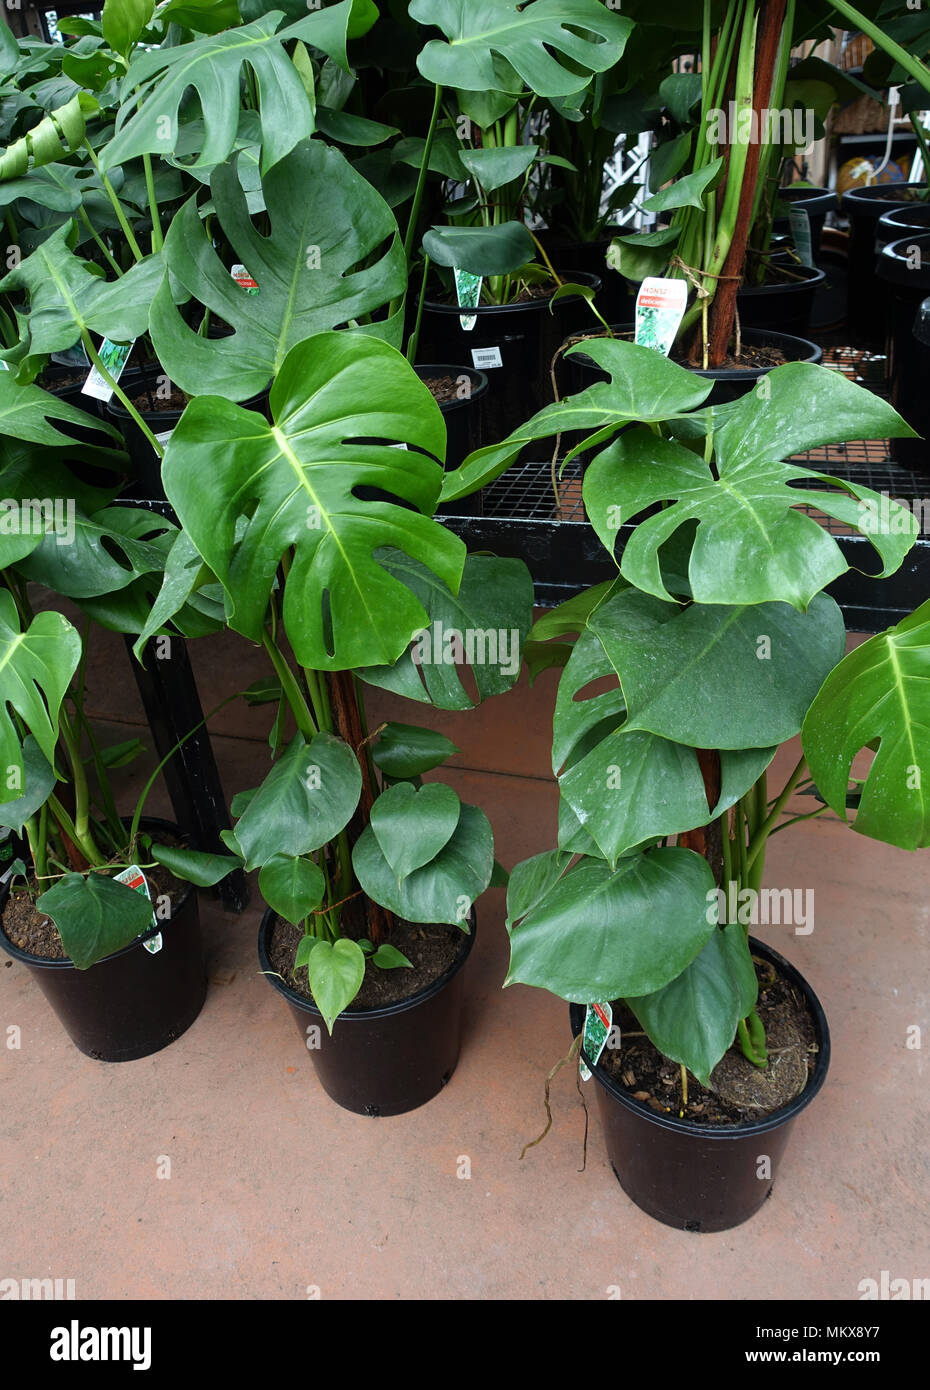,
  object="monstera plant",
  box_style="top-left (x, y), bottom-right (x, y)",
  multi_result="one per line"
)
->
top-left (438, 337), bottom-right (926, 1086)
